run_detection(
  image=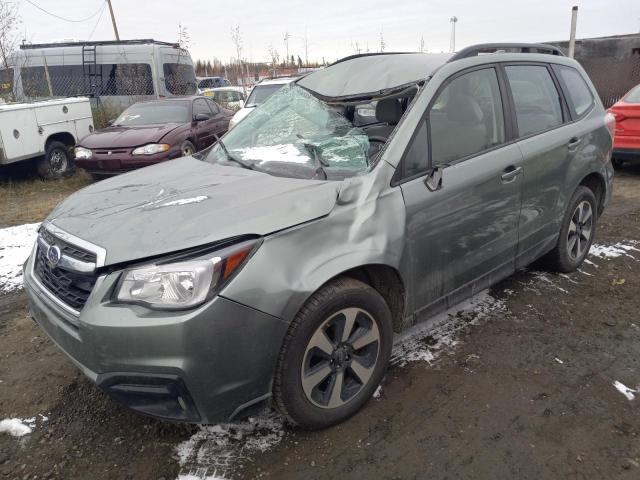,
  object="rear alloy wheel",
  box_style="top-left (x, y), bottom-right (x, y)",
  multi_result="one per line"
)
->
top-left (543, 185), bottom-right (597, 272)
top-left (181, 140), bottom-right (196, 157)
top-left (37, 141), bottom-right (74, 179)
top-left (274, 277), bottom-right (393, 430)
